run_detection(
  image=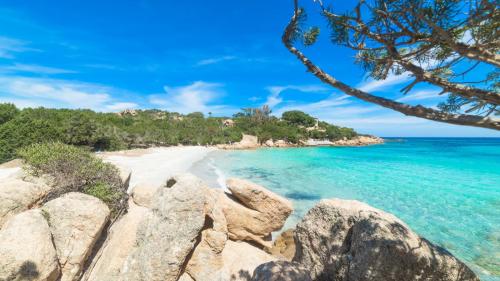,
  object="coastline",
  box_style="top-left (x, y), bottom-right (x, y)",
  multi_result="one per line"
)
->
top-left (0, 139), bottom-right (494, 280)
